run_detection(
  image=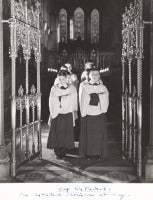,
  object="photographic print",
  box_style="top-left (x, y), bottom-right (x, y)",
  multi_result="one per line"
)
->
top-left (0, 0), bottom-right (153, 199)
